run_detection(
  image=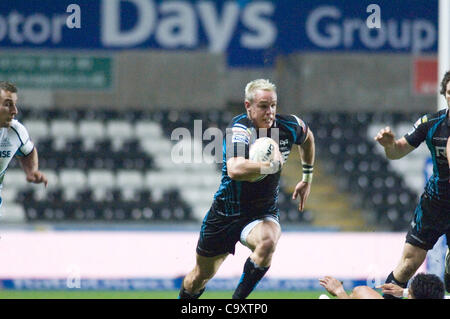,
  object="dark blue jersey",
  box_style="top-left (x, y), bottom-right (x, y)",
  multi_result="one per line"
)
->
top-left (404, 108), bottom-right (450, 202)
top-left (213, 113), bottom-right (309, 216)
